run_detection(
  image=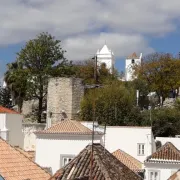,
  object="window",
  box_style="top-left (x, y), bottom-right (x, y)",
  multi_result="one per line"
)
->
top-left (63, 157), bottom-right (73, 166)
top-left (149, 171), bottom-right (160, 180)
top-left (132, 59), bottom-right (135, 63)
top-left (137, 143), bottom-right (145, 155)
top-left (60, 155), bottom-right (75, 167)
